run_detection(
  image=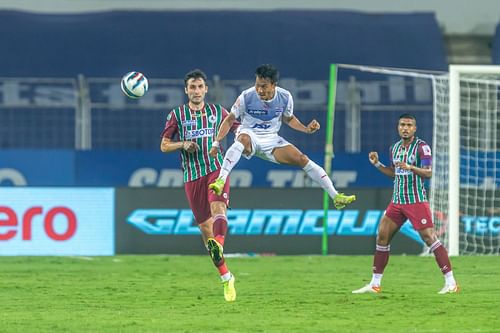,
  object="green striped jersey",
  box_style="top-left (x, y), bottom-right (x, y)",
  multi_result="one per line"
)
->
top-left (390, 137), bottom-right (432, 204)
top-left (161, 104), bottom-right (229, 182)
